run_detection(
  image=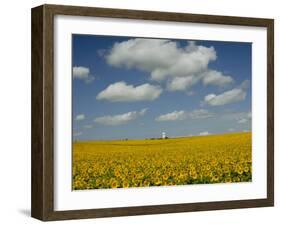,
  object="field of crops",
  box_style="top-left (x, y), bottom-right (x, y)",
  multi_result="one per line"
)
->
top-left (72, 132), bottom-right (252, 190)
